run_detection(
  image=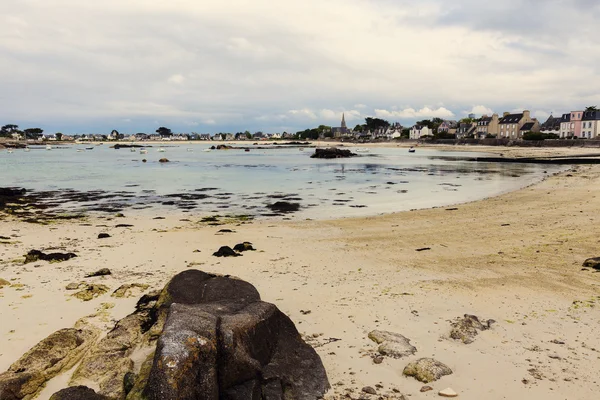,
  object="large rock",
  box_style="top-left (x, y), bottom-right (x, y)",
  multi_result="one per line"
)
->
top-left (41, 270), bottom-right (328, 400)
top-left (368, 330), bottom-right (417, 358)
top-left (403, 358), bottom-right (453, 383)
top-left (23, 249), bottom-right (77, 264)
top-left (450, 314), bottom-right (494, 344)
top-left (0, 328), bottom-right (99, 400)
top-left (310, 148), bottom-right (357, 159)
